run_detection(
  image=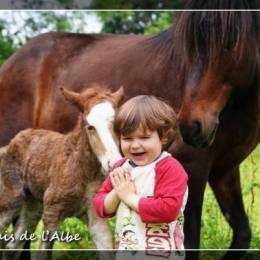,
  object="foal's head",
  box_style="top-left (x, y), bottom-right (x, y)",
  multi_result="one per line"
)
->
top-left (60, 84), bottom-right (124, 173)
